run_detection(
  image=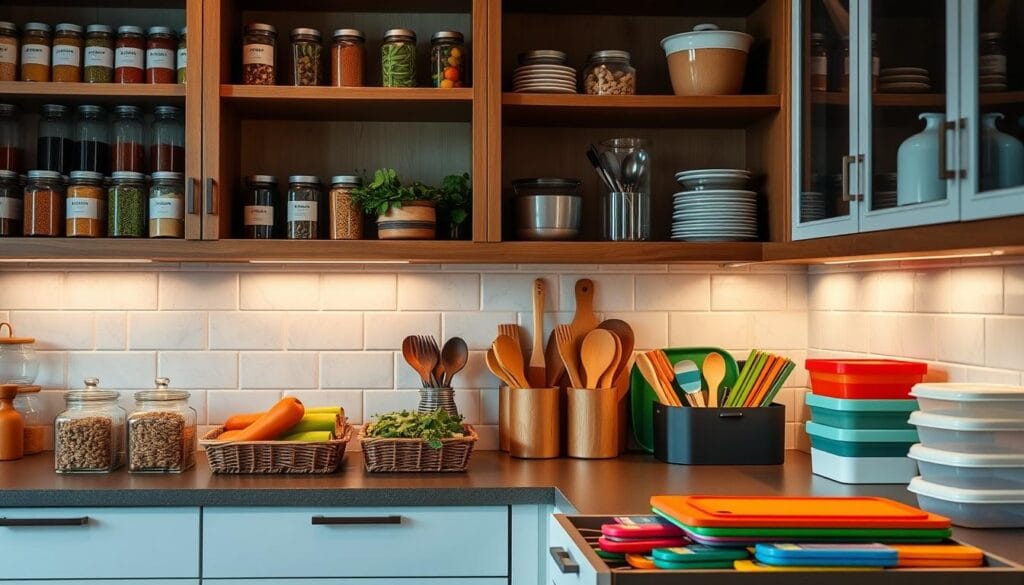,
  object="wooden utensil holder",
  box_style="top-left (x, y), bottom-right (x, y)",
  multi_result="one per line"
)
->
top-left (567, 387), bottom-right (618, 459)
top-left (499, 385), bottom-right (510, 452)
top-left (509, 386), bottom-right (560, 459)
